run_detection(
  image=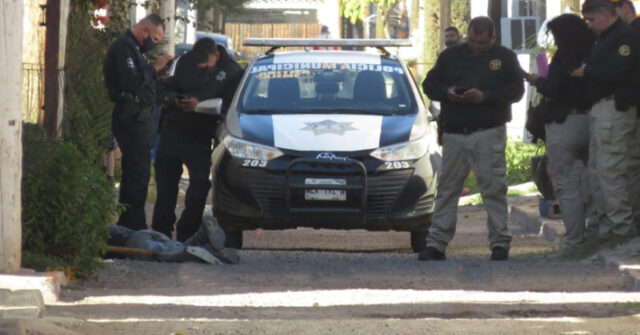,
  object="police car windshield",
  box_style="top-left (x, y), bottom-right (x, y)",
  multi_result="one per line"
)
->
top-left (239, 56), bottom-right (415, 115)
